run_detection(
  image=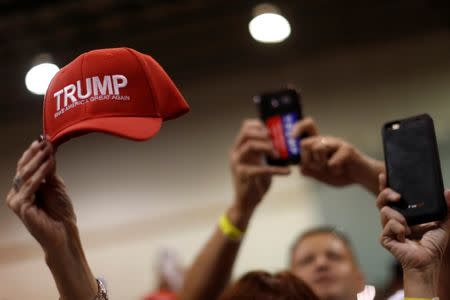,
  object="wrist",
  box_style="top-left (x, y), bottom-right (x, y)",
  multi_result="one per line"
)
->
top-left (404, 267), bottom-right (439, 298)
top-left (227, 202), bottom-right (255, 232)
top-left (45, 228), bottom-right (97, 300)
top-left (45, 224), bottom-right (84, 268)
top-left (45, 242), bottom-right (85, 274)
top-left (350, 153), bottom-right (384, 194)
